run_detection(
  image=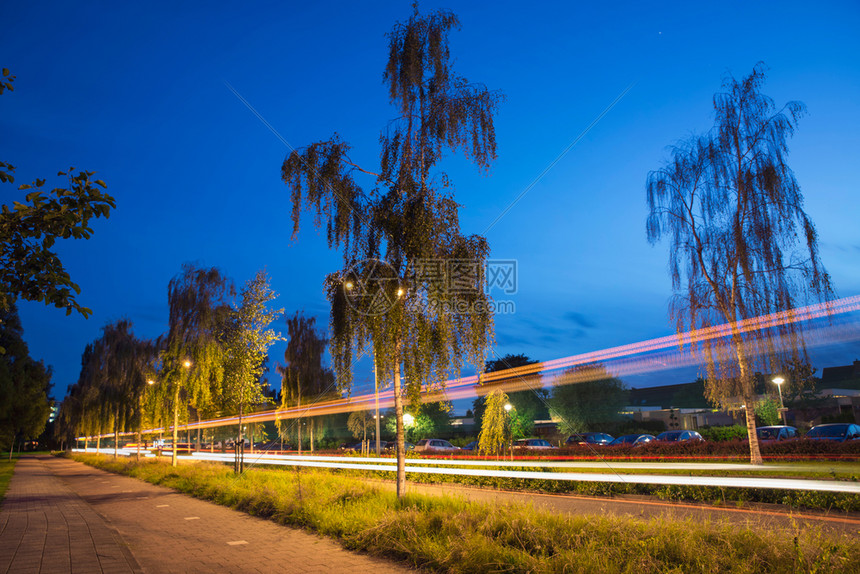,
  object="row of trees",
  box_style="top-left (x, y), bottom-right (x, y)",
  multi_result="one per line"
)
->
top-left (55, 265), bottom-right (293, 471)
